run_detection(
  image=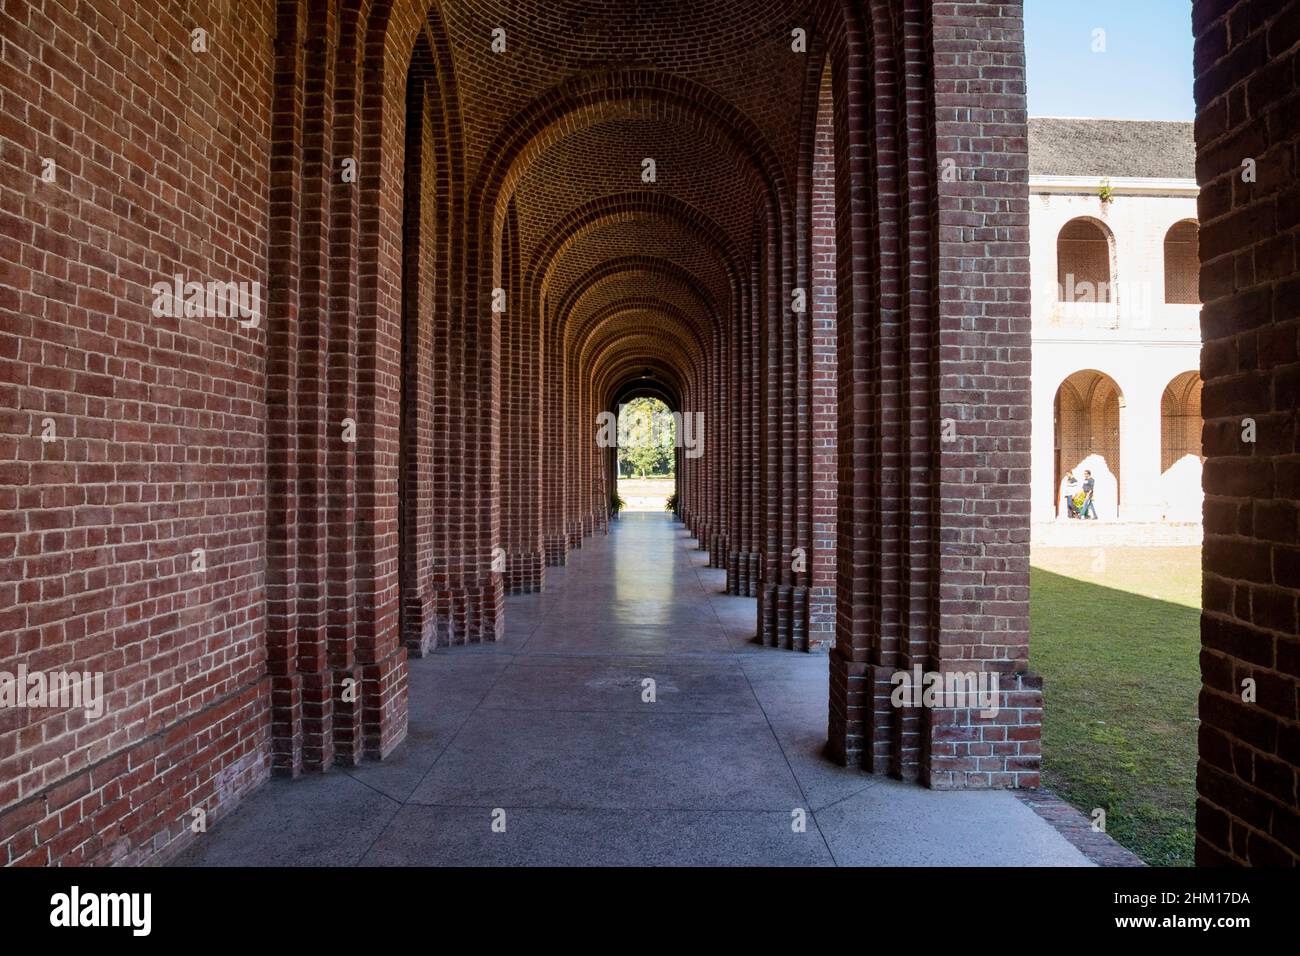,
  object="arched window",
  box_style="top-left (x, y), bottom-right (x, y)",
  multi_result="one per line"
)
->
top-left (1053, 369), bottom-right (1123, 518)
top-left (1057, 218), bottom-right (1113, 303)
top-left (1163, 220), bottom-right (1199, 304)
top-left (1160, 371), bottom-right (1204, 521)
top-left (1161, 371), bottom-right (1203, 473)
